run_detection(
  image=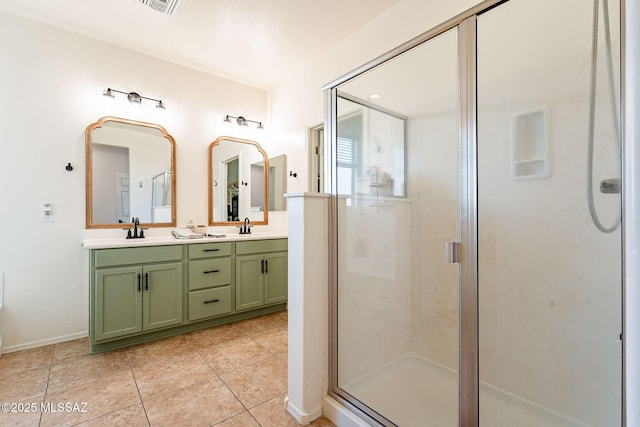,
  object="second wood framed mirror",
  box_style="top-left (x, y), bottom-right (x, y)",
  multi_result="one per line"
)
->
top-left (208, 136), bottom-right (269, 226)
